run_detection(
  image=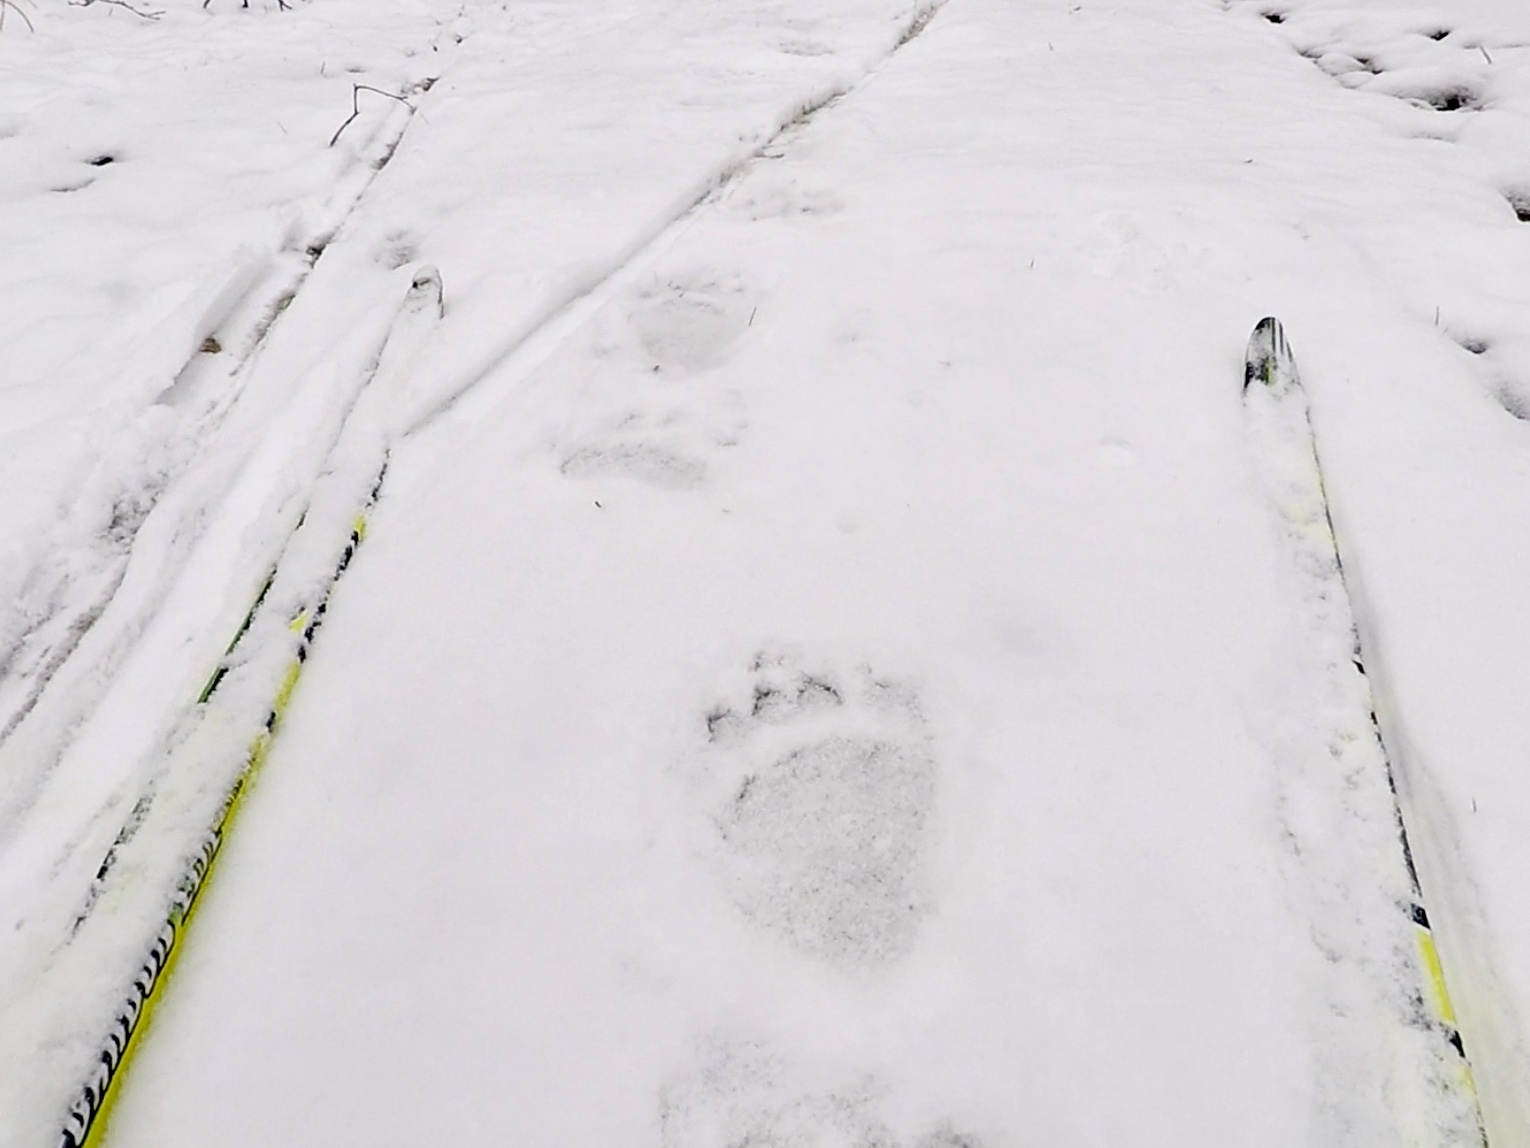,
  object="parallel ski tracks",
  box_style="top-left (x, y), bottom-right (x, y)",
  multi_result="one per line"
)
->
top-left (0, 36), bottom-right (449, 794)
